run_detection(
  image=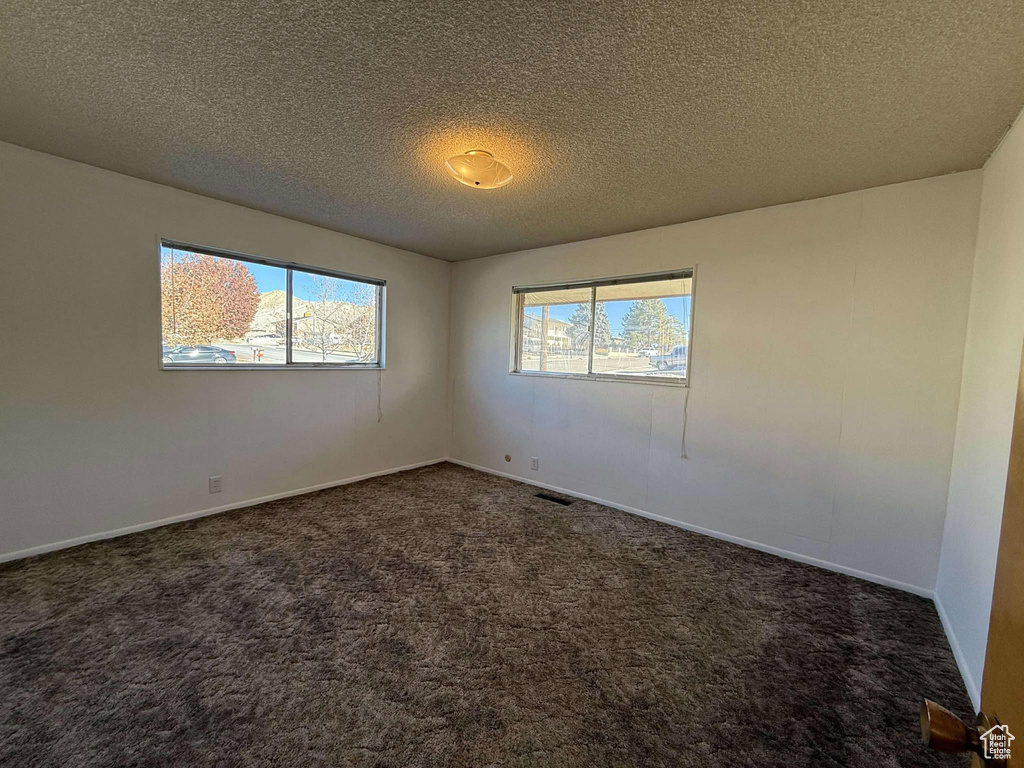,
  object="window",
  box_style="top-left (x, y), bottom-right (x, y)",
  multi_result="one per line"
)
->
top-left (160, 241), bottom-right (384, 369)
top-left (512, 271), bottom-right (693, 384)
